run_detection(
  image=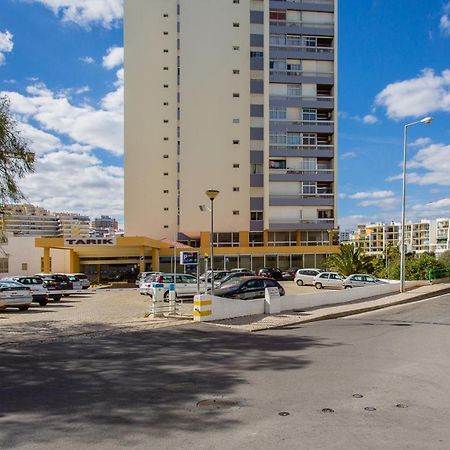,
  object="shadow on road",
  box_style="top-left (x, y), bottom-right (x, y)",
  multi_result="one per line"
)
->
top-left (0, 324), bottom-right (337, 447)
